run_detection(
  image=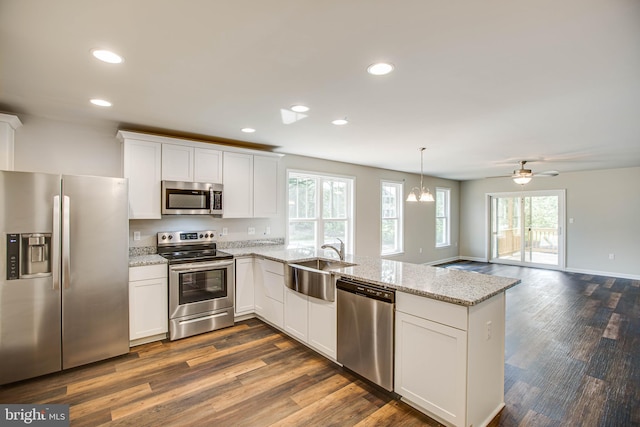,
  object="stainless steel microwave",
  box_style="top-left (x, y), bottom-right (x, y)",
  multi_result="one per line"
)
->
top-left (161, 181), bottom-right (223, 216)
